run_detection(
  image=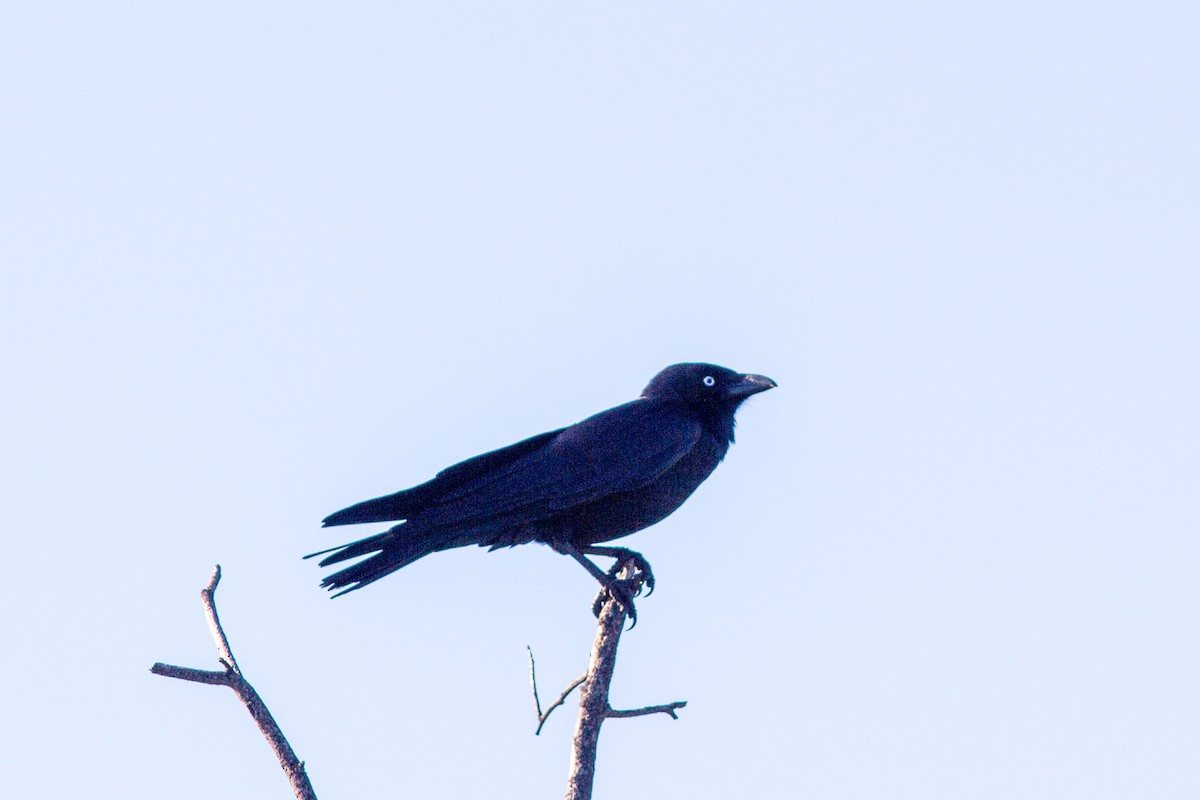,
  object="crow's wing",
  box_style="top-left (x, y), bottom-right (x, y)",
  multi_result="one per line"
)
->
top-left (414, 399), bottom-right (702, 528)
top-left (322, 427), bottom-right (566, 526)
